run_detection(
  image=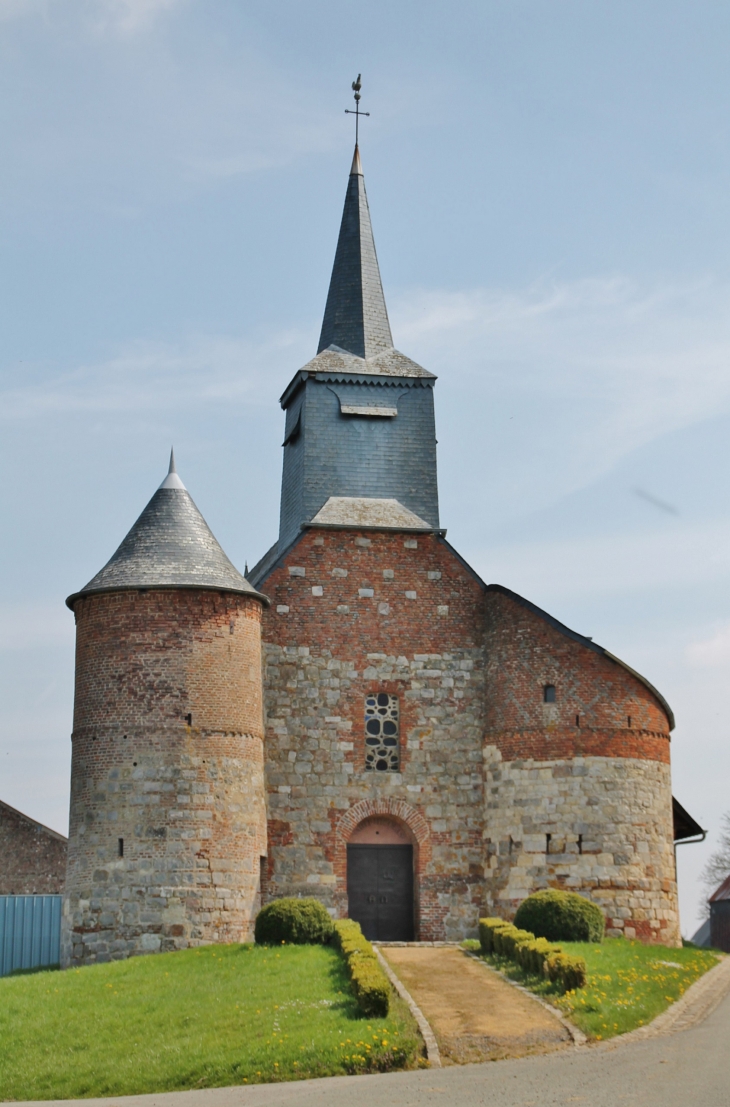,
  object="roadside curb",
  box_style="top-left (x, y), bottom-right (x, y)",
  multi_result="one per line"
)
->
top-left (373, 946), bottom-right (442, 1067)
top-left (602, 952), bottom-right (730, 1047)
top-left (465, 948), bottom-right (730, 1050)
